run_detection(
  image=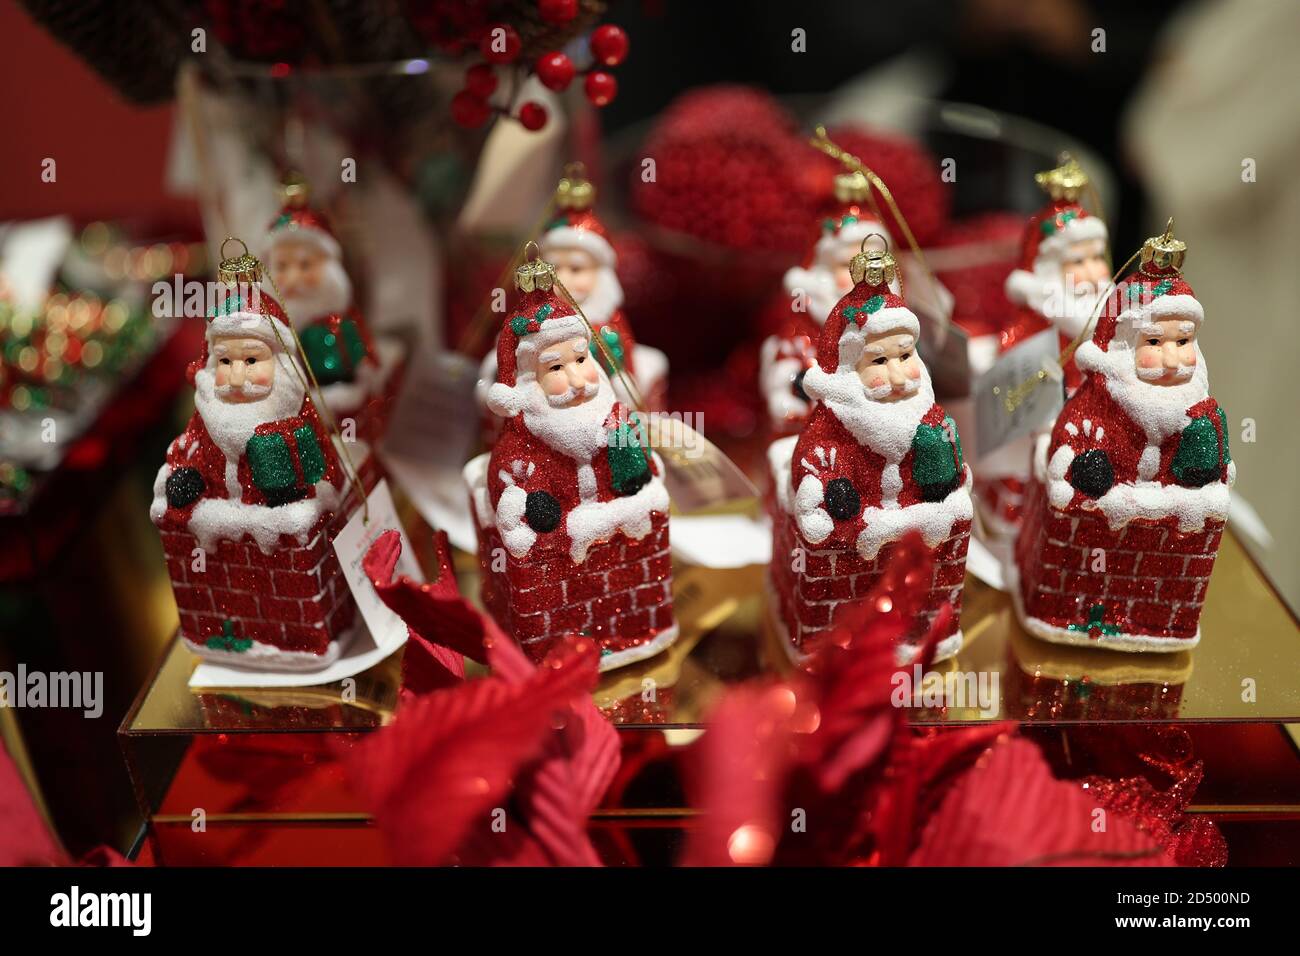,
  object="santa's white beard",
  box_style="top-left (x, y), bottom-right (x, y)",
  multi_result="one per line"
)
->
top-left (194, 357), bottom-right (308, 469)
top-left (280, 258), bottom-right (352, 327)
top-left (569, 266), bottom-right (624, 328)
top-left (1081, 341), bottom-right (1210, 444)
top-left (518, 371), bottom-right (616, 463)
top-left (813, 363), bottom-right (936, 464)
top-left (1022, 271), bottom-right (1106, 340)
top-left (785, 266), bottom-right (842, 326)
